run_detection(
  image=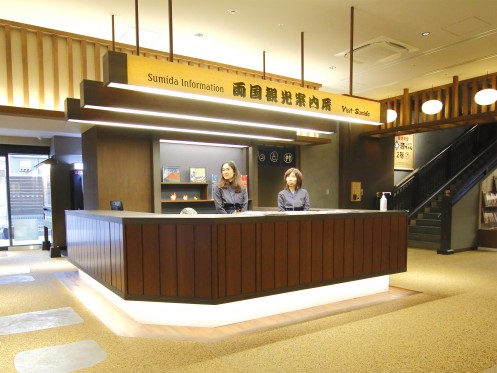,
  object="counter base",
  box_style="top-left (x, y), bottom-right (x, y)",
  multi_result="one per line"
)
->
top-left (79, 270), bottom-right (389, 327)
